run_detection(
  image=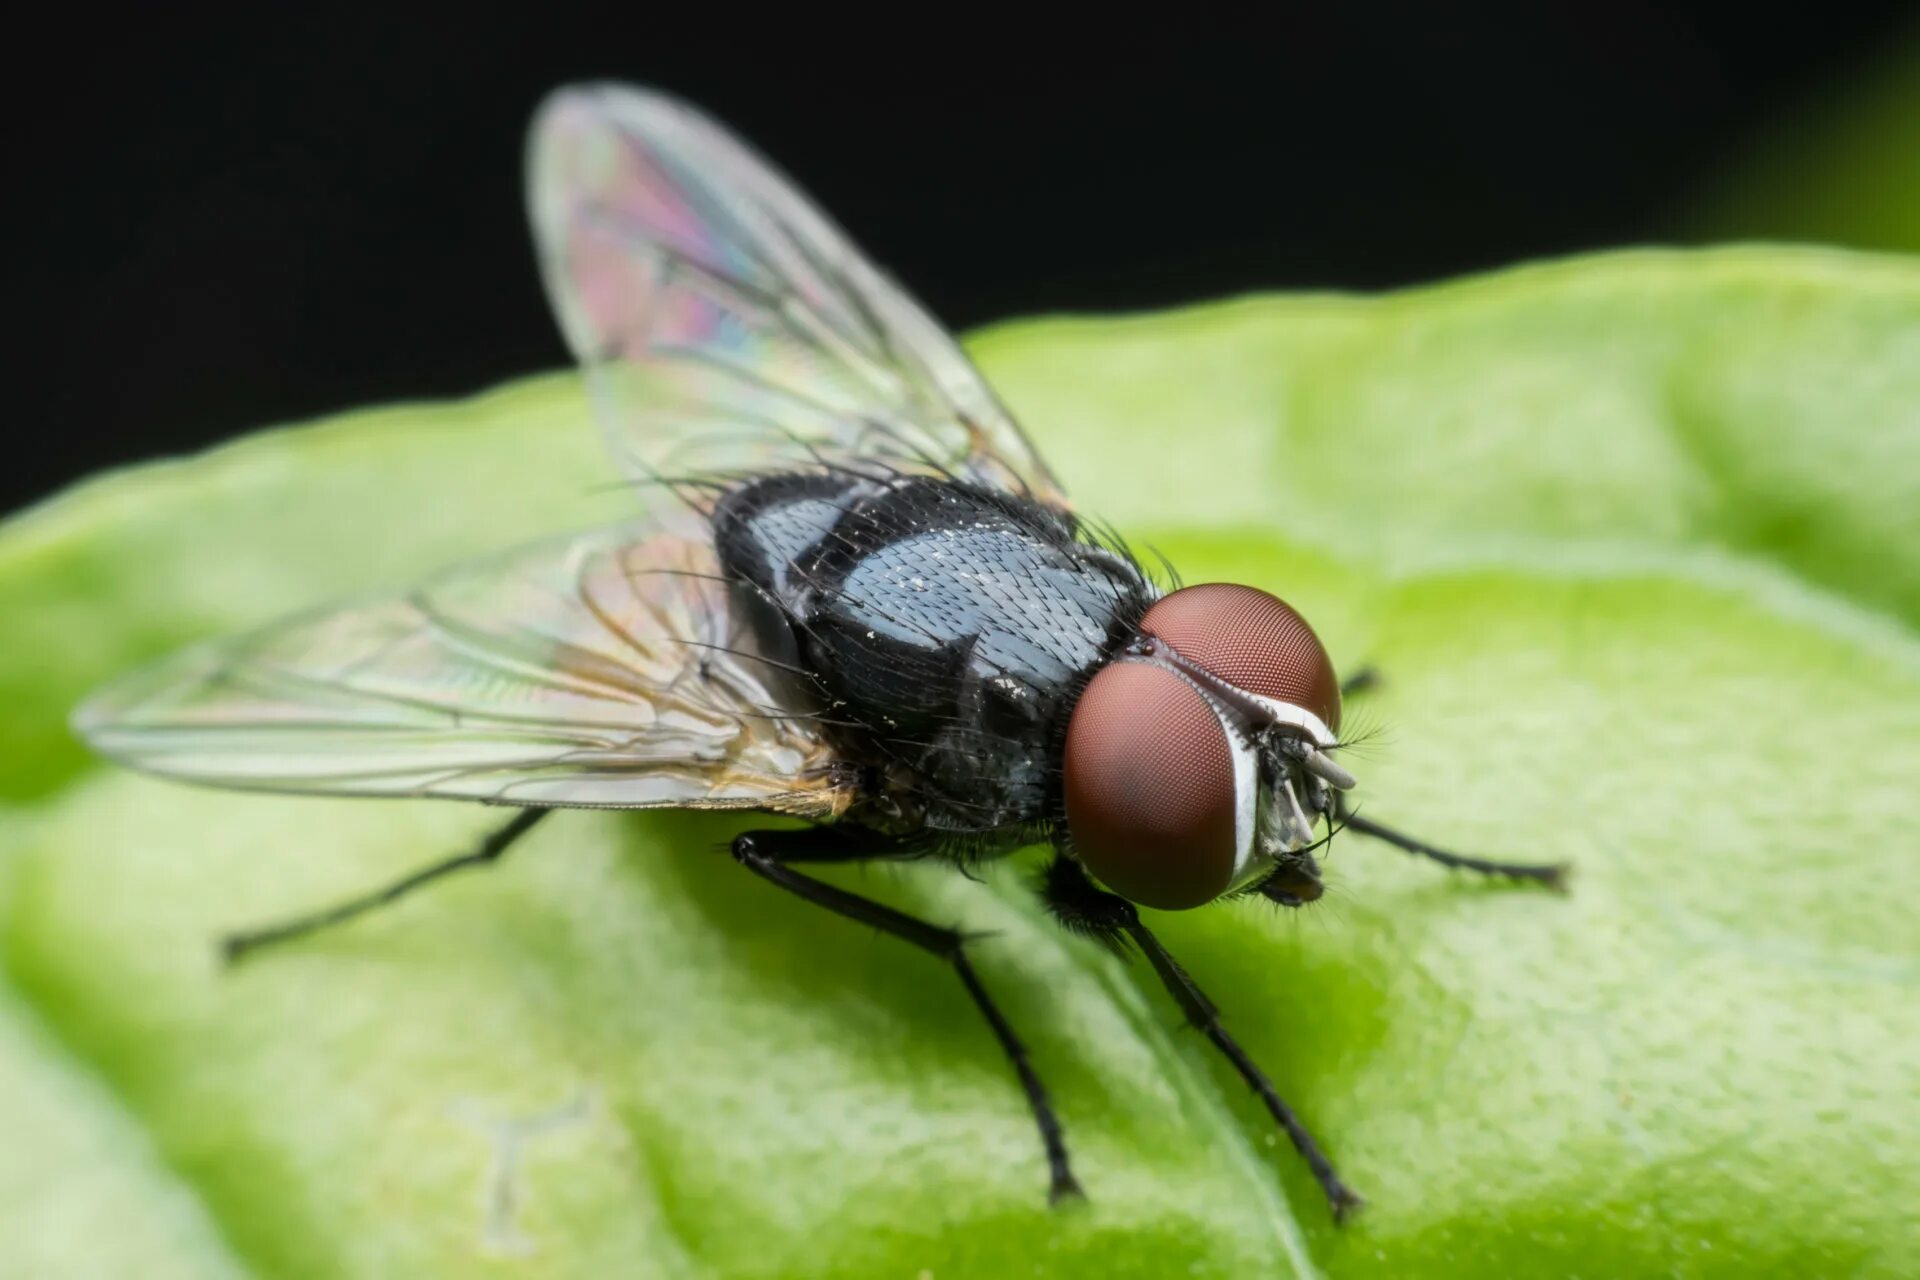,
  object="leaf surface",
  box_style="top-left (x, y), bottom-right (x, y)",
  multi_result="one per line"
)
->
top-left (2, 247), bottom-right (1916, 1277)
